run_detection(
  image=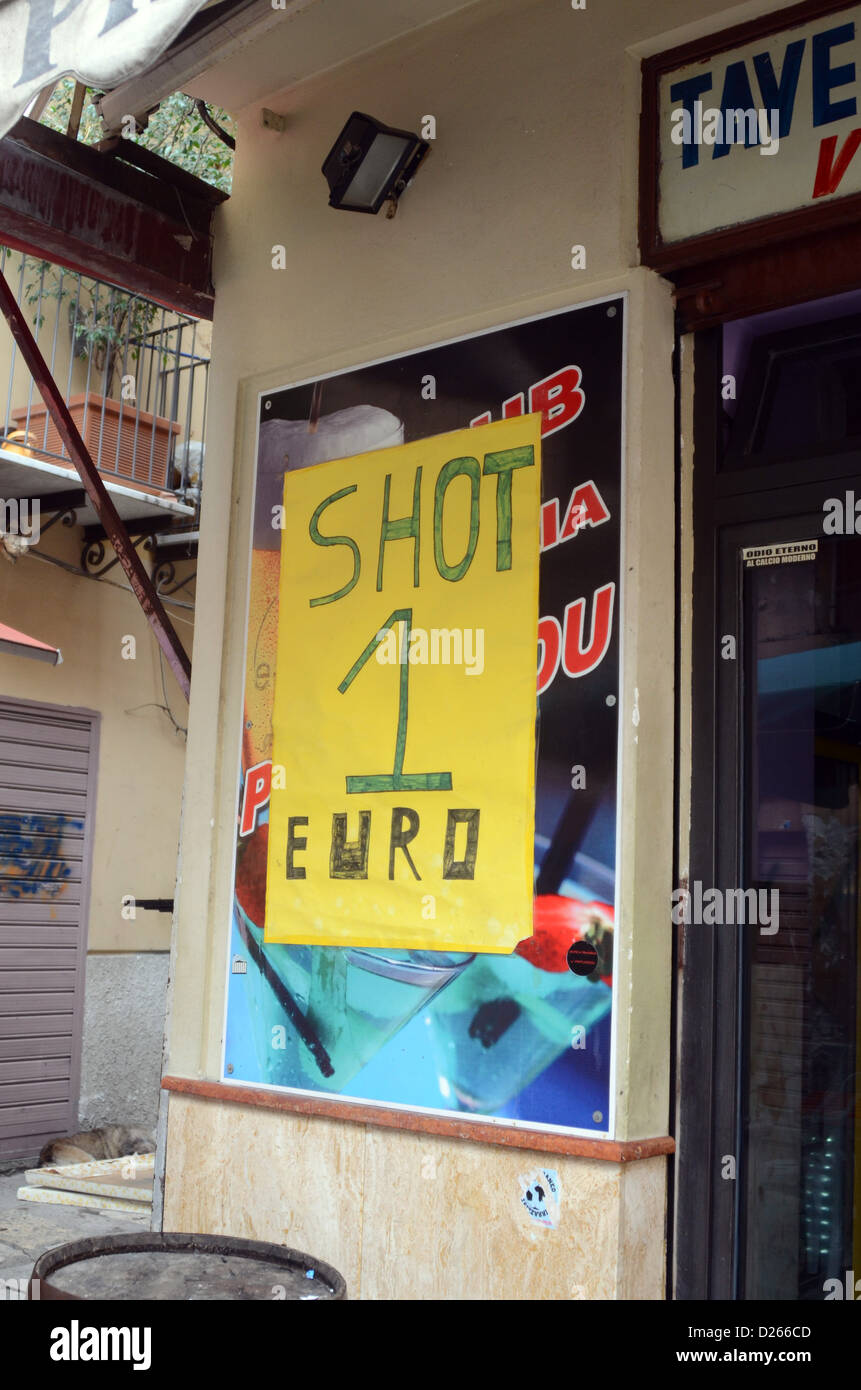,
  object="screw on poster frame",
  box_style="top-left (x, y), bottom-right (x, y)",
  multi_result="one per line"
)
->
top-left (225, 294), bottom-right (624, 1138)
